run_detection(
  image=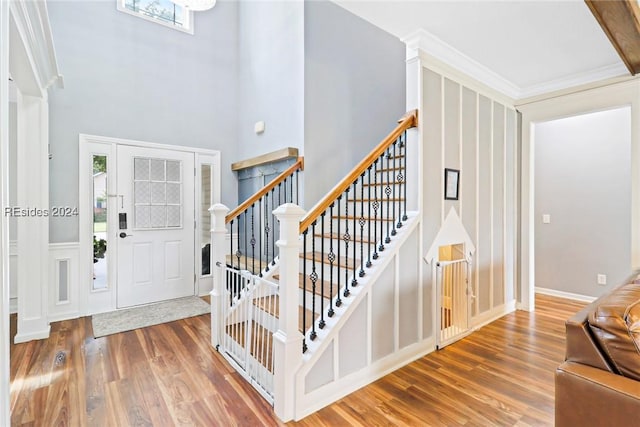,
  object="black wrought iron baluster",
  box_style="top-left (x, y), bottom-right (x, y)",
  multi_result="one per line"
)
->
top-left (402, 130), bottom-right (408, 221)
top-left (258, 198), bottom-right (263, 277)
top-left (378, 152), bottom-right (386, 253)
top-left (278, 182), bottom-right (282, 208)
top-left (243, 211), bottom-right (248, 272)
top-left (251, 204), bottom-right (256, 275)
top-left (310, 221), bottom-right (317, 340)
top-left (336, 196), bottom-right (342, 307)
top-left (343, 188), bottom-right (351, 297)
top-left (275, 184), bottom-right (281, 264)
top-left (391, 140), bottom-right (397, 237)
top-left (283, 177), bottom-right (287, 205)
top-left (351, 180), bottom-right (359, 286)
top-left (236, 219), bottom-right (241, 298)
top-left (373, 159), bottom-right (380, 259)
top-left (271, 188), bottom-right (276, 265)
top-left (296, 169), bottom-right (299, 205)
top-left (319, 213), bottom-right (326, 329)
top-left (366, 166), bottom-right (372, 268)
top-left (302, 230), bottom-right (308, 353)
top-left (230, 219), bottom-right (234, 304)
top-left (385, 147), bottom-right (392, 244)
top-left (352, 181), bottom-right (358, 286)
top-left (264, 192), bottom-right (270, 272)
top-left (359, 172), bottom-right (366, 277)
top-left (328, 203), bottom-right (335, 317)
top-left (289, 173), bottom-right (294, 203)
